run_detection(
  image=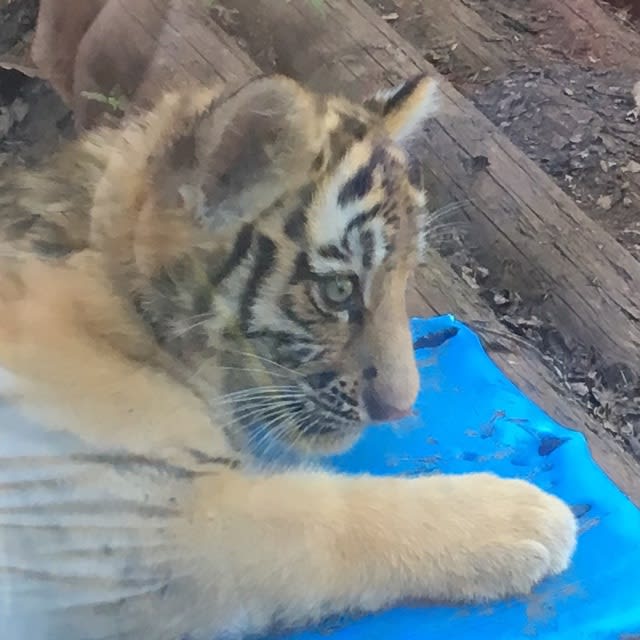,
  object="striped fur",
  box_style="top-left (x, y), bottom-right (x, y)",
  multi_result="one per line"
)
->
top-left (0, 75), bottom-right (576, 639)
